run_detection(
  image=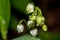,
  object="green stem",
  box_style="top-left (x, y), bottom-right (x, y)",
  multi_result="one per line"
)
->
top-left (32, 6), bottom-right (42, 16)
top-left (38, 7), bottom-right (42, 16)
top-left (32, 6), bottom-right (38, 16)
top-left (35, 7), bottom-right (42, 16)
top-left (19, 19), bottom-right (26, 25)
